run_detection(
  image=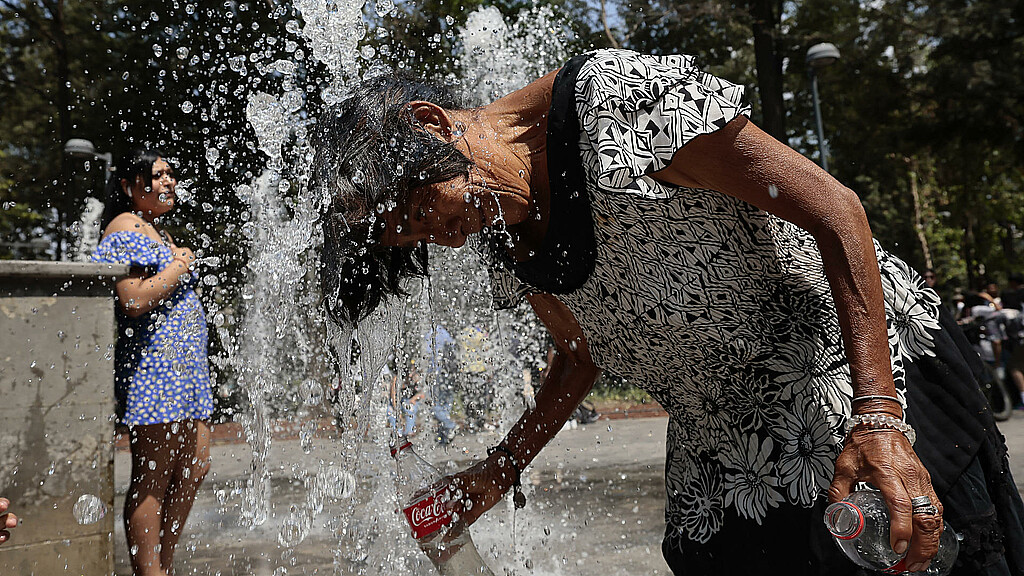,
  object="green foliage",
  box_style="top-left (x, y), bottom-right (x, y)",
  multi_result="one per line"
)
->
top-left (2, 0), bottom-right (1023, 409)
